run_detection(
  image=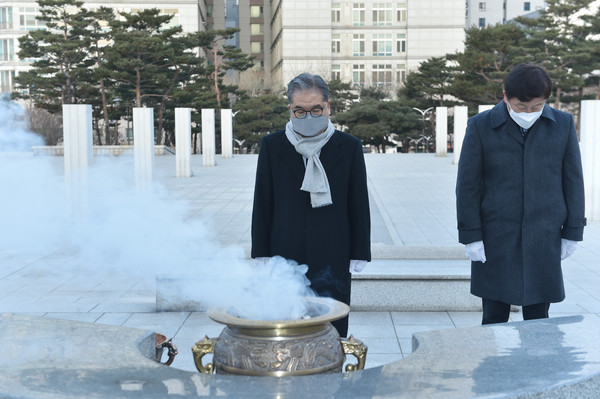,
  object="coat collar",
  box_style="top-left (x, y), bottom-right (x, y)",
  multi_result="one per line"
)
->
top-left (488, 100), bottom-right (557, 145)
top-left (489, 100), bottom-right (556, 129)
